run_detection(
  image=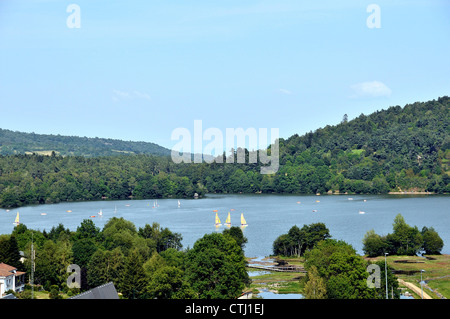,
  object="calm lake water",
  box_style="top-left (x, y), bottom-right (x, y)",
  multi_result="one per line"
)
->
top-left (0, 194), bottom-right (448, 257)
